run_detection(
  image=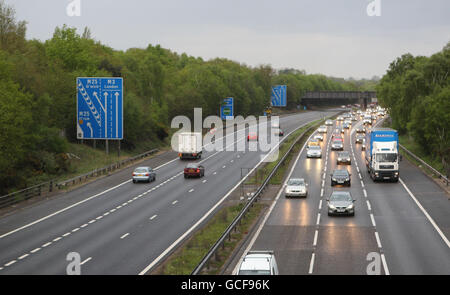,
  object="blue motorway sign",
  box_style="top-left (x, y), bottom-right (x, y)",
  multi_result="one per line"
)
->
top-left (77, 77), bottom-right (123, 139)
top-left (220, 97), bottom-right (234, 120)
top-left (271, 85), bottom-right (287, 107)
